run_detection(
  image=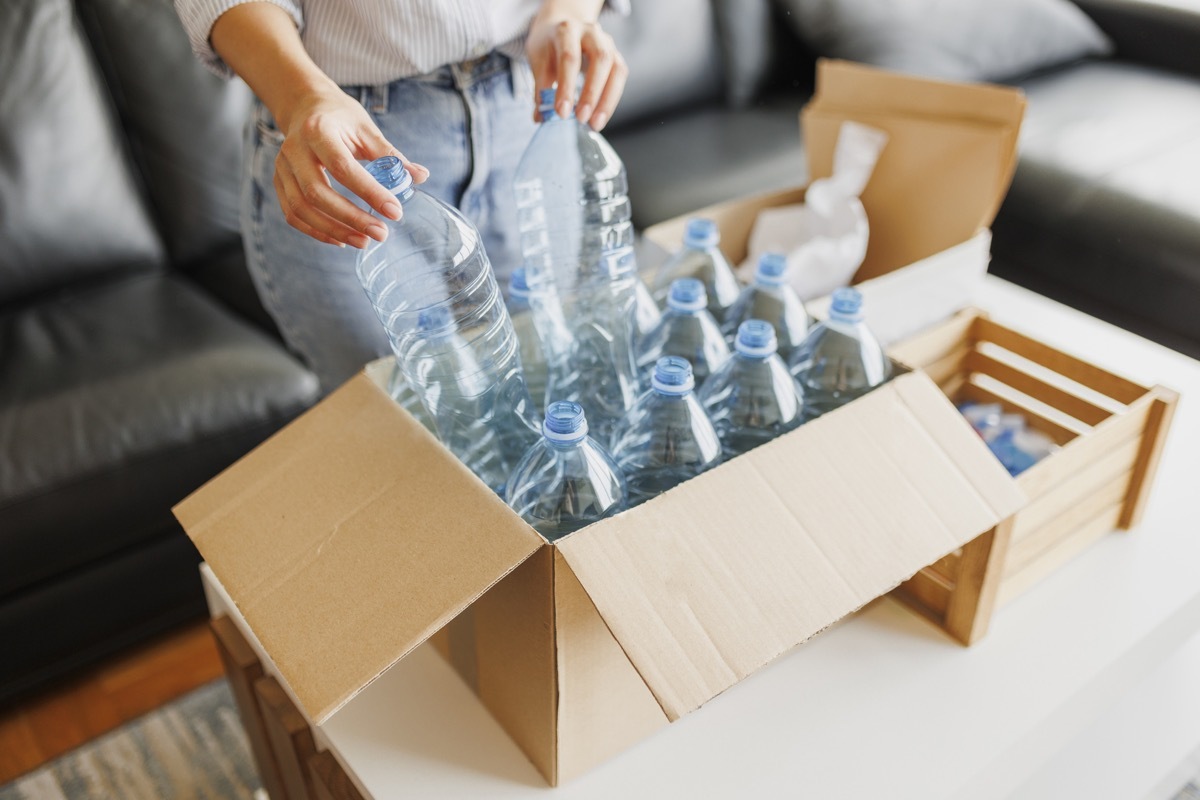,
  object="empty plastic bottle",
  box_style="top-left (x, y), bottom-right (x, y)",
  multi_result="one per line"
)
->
top-left (514, 87), bottom-right (641, 442)
top-left (633, 277), bottom-right (663, 344)
top-left (508, 267), bottom-right (549, 410)
top-left (788, 287), bottom-right (892, 421)
top-left (611, 356), bottom-right (722, 506)
top-left (636, 278), bottom-right (731, 387)
top-left (722, 252), bottom-right (811, 360)
top-left (356, 156), bottom-right (537, 493)
top-left (699, 320), bottom-right (804, 458)
top-left (505, 401), bottom-right (628, 541)
top-left (650, 218), bottom-right (741, 322)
